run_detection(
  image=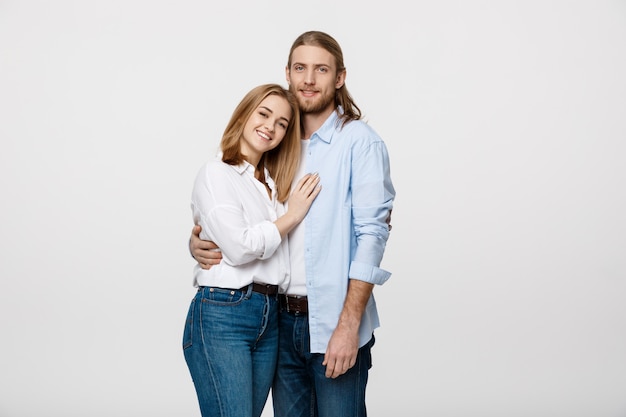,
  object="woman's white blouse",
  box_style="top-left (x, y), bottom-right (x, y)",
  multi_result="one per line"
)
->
top-left (190, 156), bottom-right (290, 292)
